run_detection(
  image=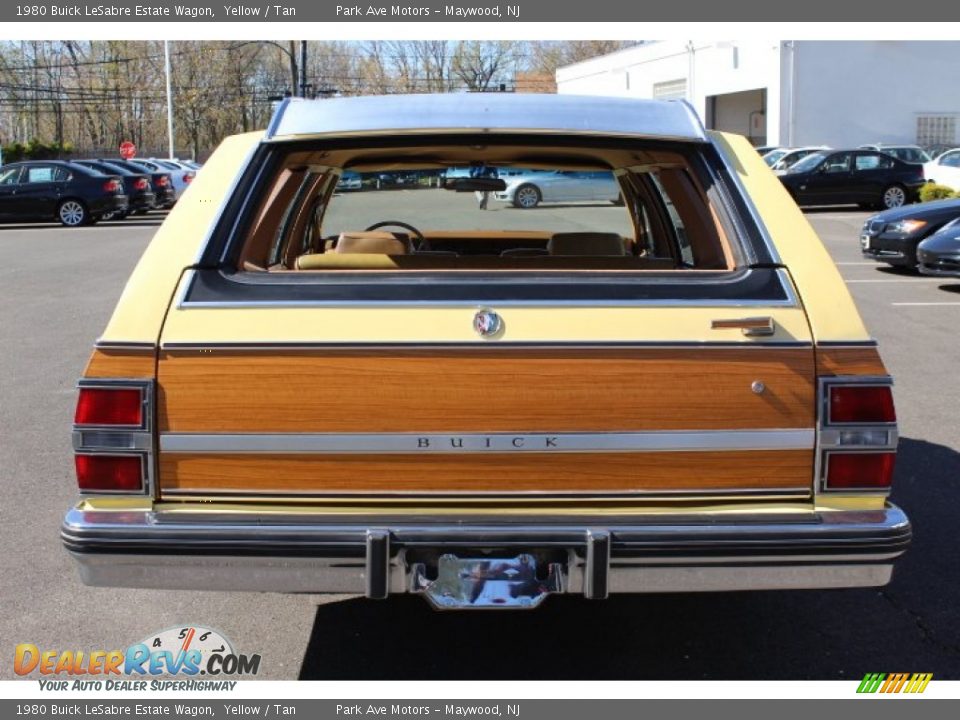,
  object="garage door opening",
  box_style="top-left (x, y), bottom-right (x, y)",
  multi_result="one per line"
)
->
top-left (706, 88), bottom-right (767, 147)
